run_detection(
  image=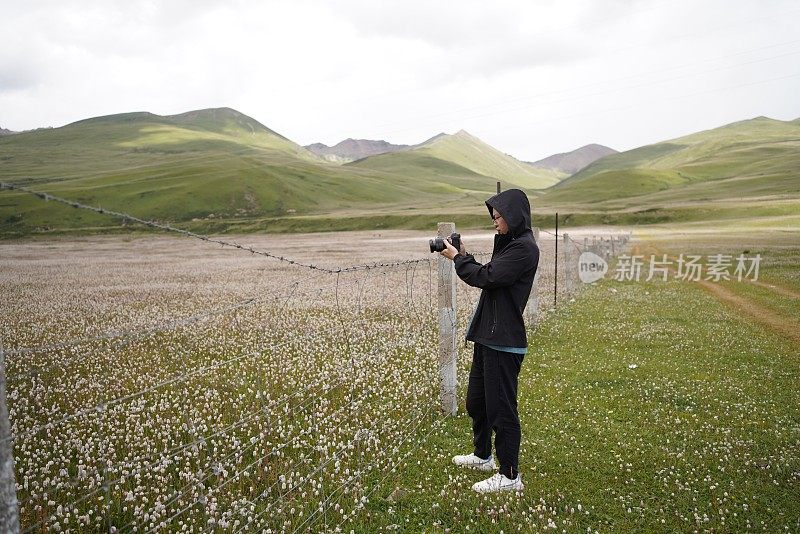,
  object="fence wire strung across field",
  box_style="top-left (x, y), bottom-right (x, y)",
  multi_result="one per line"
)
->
top-left (2, 251), bottom-right (453, 532)
top-left (0, 184), bottom-right (631, 532)
top-left (0, 182), bottom-right (432, 274)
